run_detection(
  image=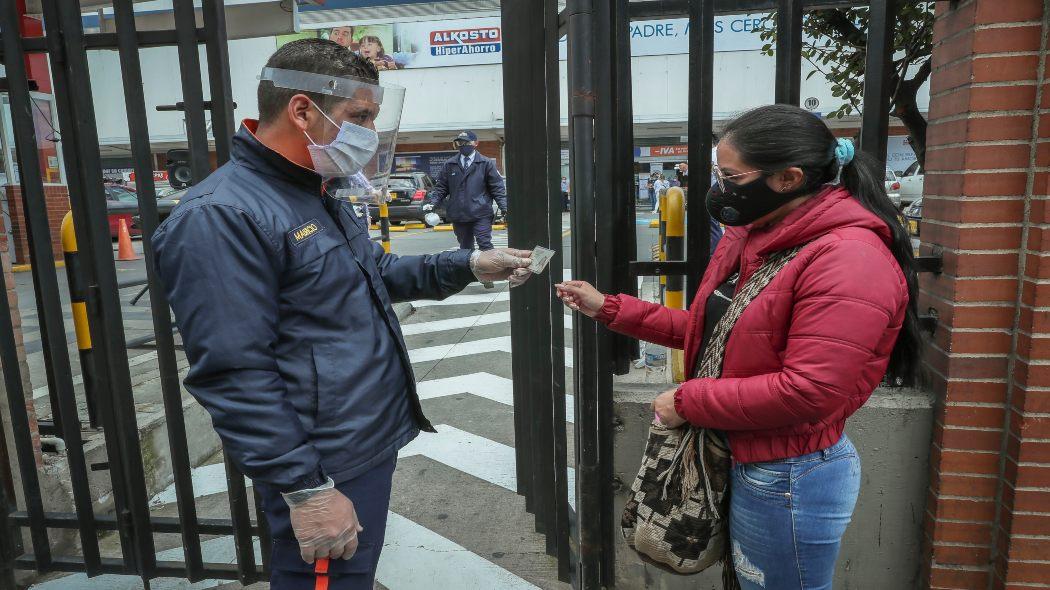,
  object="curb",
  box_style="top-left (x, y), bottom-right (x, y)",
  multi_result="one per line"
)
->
top-left (12, 260), bottom-right (65, 273)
